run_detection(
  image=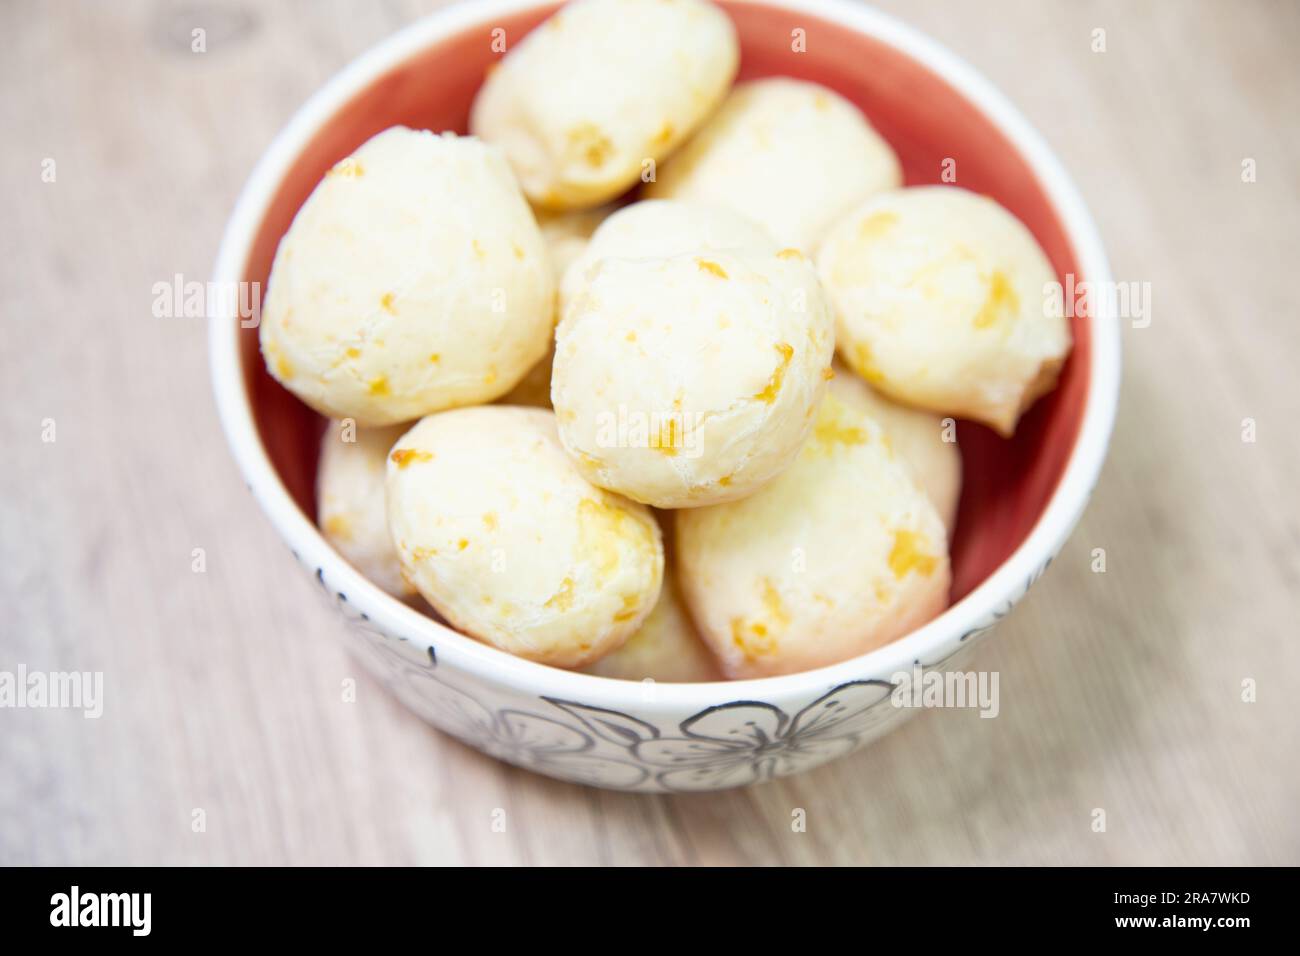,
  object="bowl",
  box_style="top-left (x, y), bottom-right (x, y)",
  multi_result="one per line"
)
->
top-left (209, 0), bottom-right (1119, 792)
